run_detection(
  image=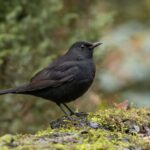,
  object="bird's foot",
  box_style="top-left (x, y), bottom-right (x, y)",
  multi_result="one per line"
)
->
top-left (74, 112), bottom-right (88, 117)
top-left (69, 112), bottom-right (88, 117)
